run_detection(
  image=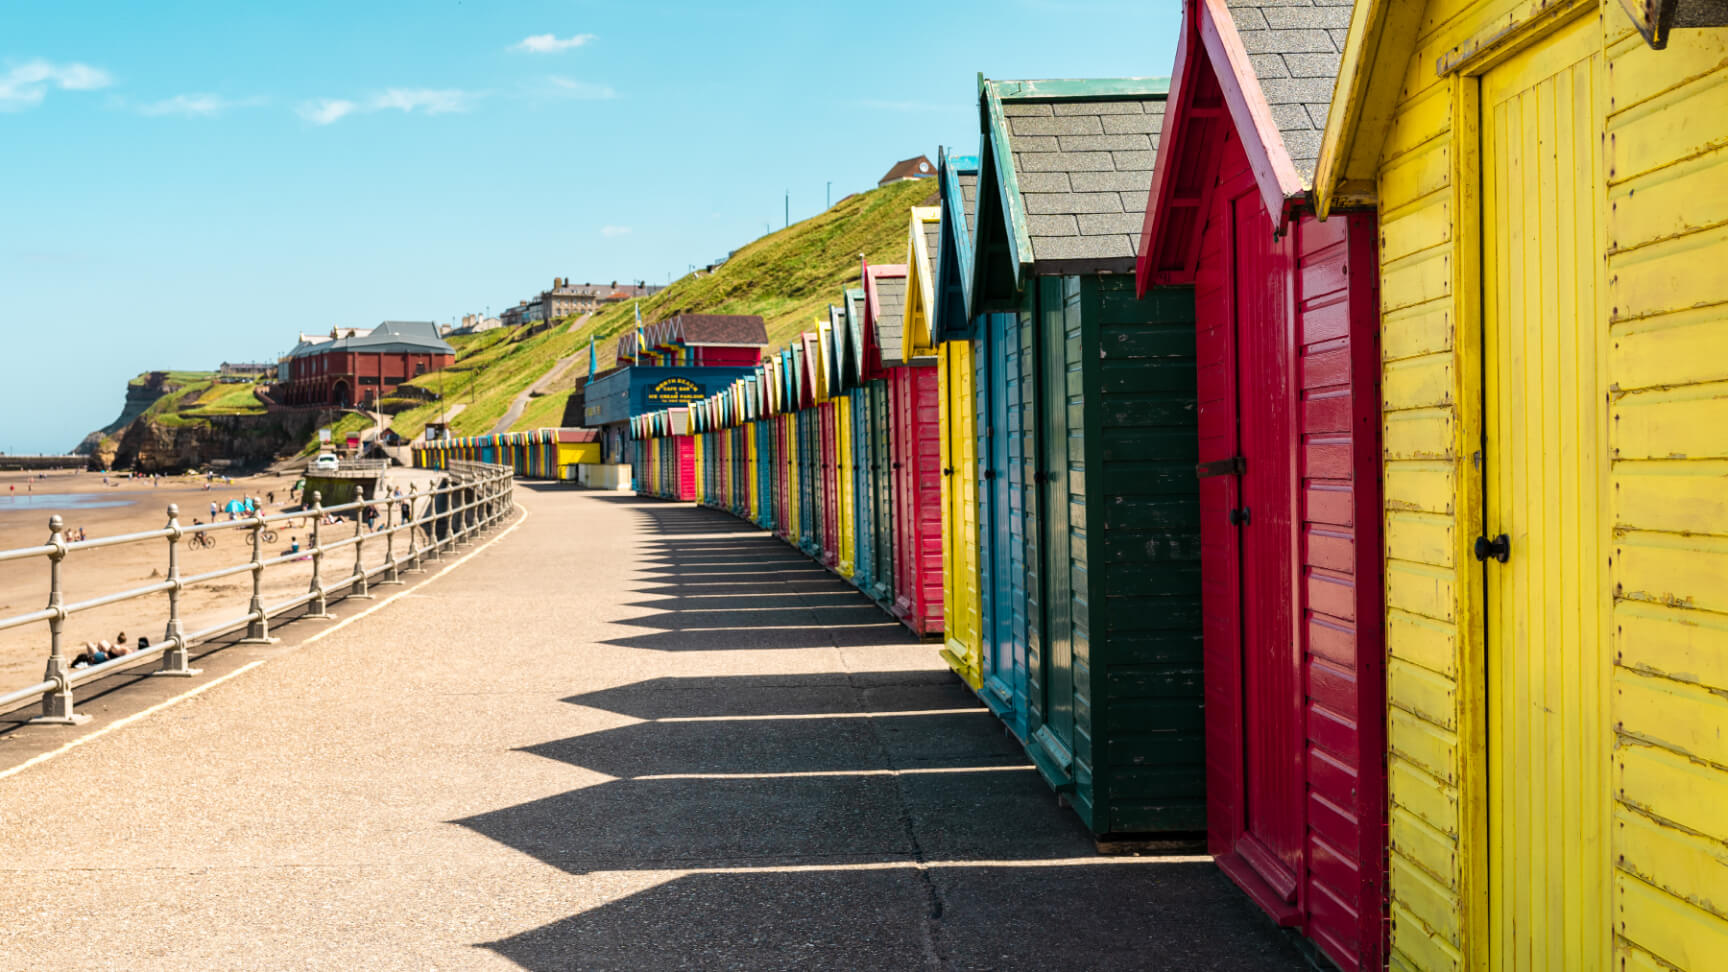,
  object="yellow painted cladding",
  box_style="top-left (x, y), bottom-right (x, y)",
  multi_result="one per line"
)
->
top-left (747, 421), bottom-right (760, 522)
top-left (1319, 2), bottom-right (1728, 968)
top-left (901, 207), bottom-right (943, 363)
top-left (836, 396), bottom-right (856, 577)
top-left (937, 340), bottom-right (981, 688)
